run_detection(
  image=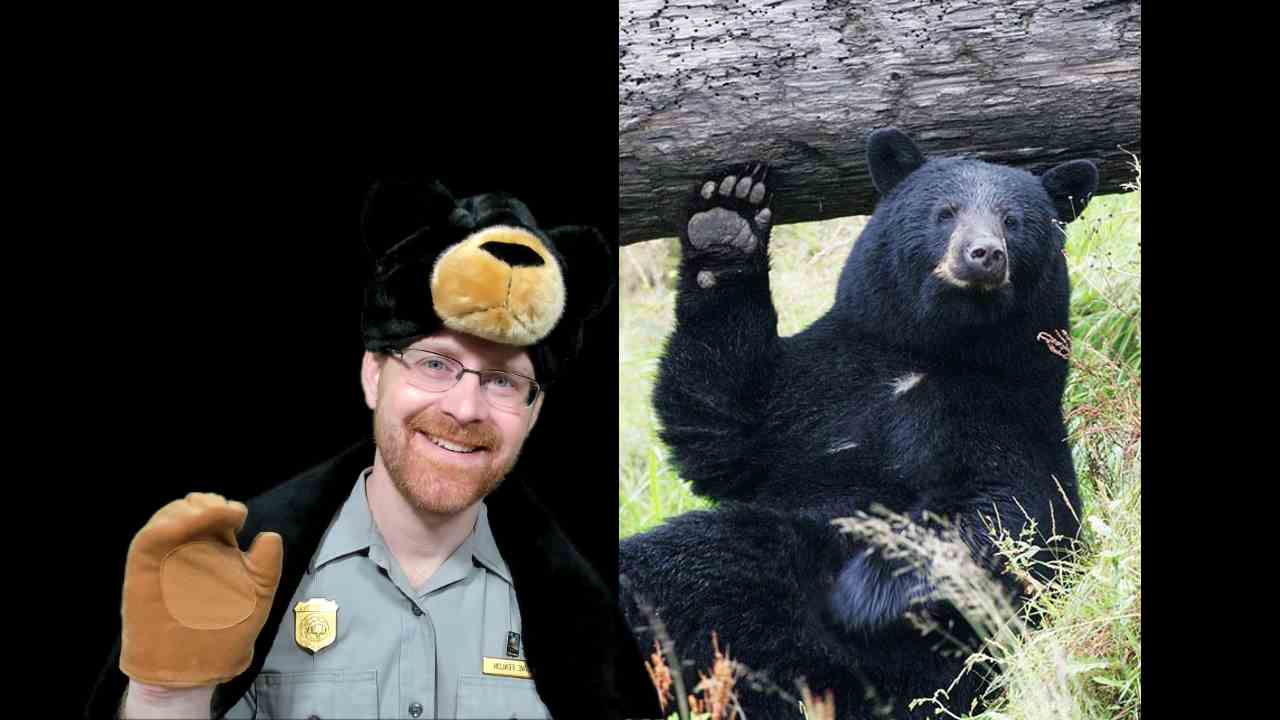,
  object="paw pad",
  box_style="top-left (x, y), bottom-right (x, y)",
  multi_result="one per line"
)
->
top-left (685, 164), bottom-right (774, 258)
